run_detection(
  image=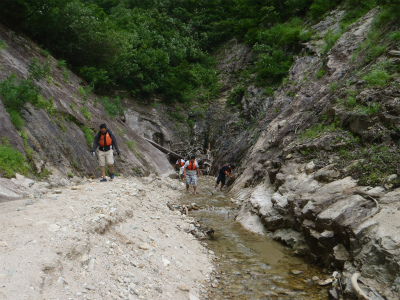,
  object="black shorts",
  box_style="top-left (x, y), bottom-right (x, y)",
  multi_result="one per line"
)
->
top-left (216, 174), bottom-right (226, 185)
